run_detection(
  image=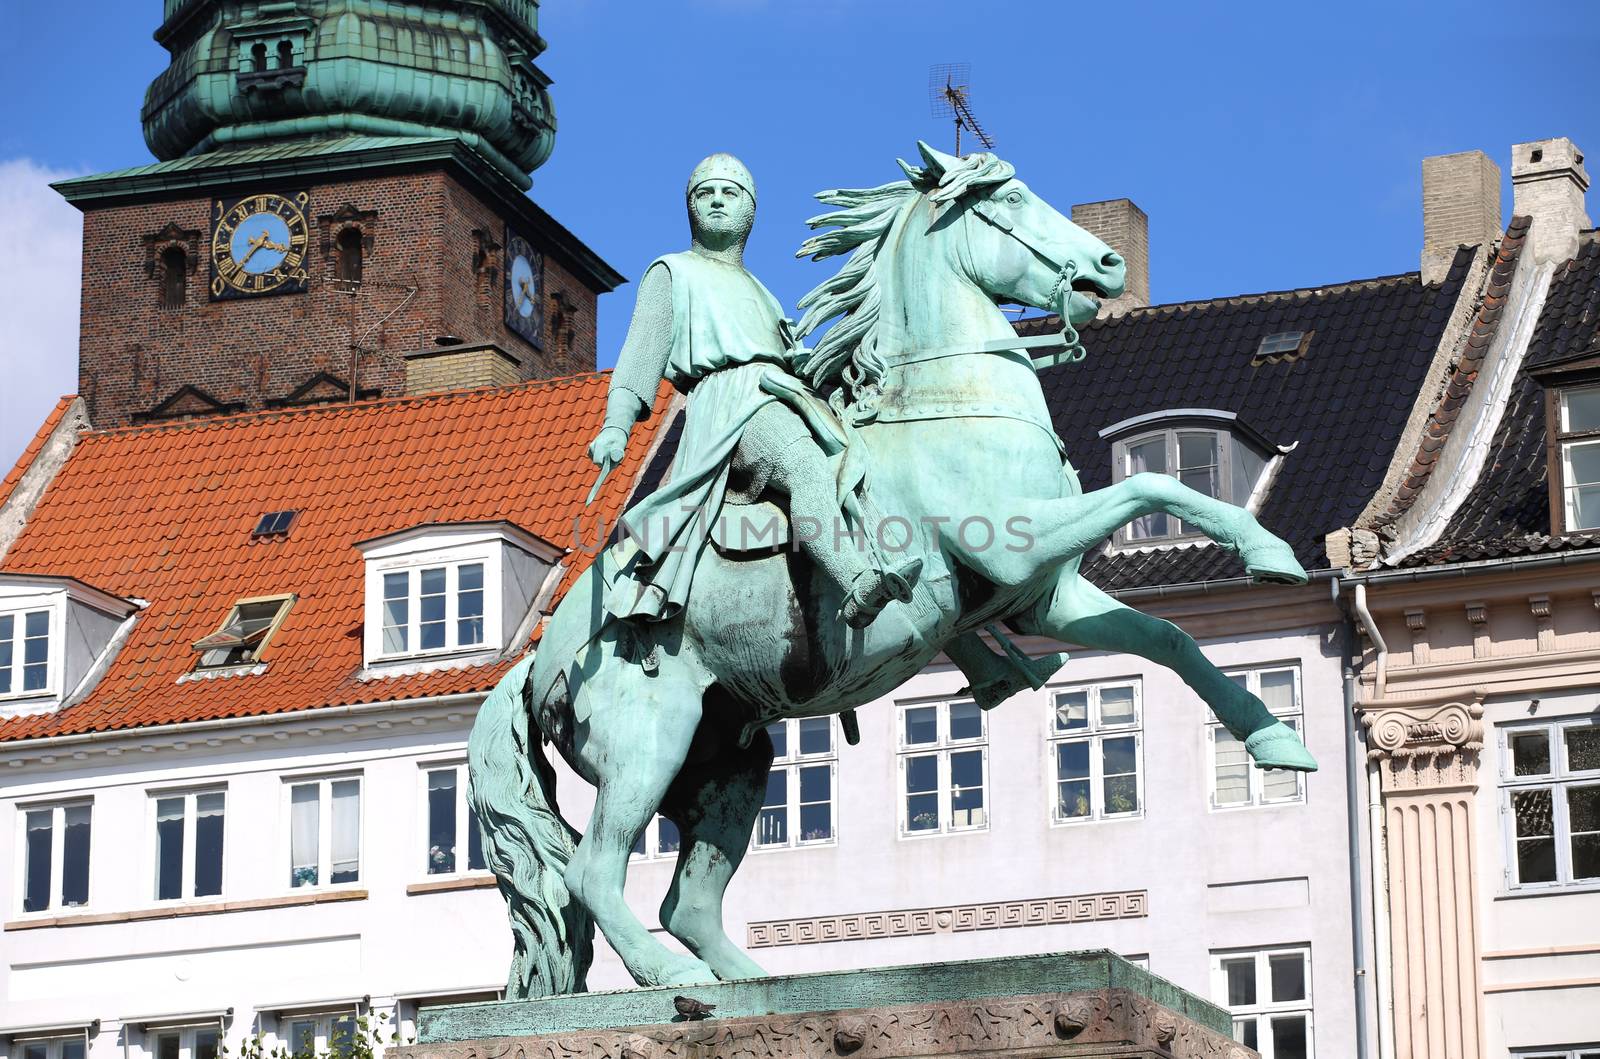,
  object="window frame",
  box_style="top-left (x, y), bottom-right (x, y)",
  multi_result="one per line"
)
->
top-left (751, 717), bottom-right (839, 852)
top-left (1210, 945), bottom-right (1315, 1059)
top-left (1047, 679), bottom-right (1145, 825)
top-left (1111, 426), bottom-right (1270, 546)
top-left (417, 760), bottom-right (489, 879)
top-left (192, 594), bottom-right (293, 671)
top-left (1553, 384), bottom-right (1600, 534)
top-left (15, 1036), bottom-right (90, 1059)
top-left (282, 773), bottom-right (363, 892)
top-left (364, 547), bottom-right (501, 664)
top-left (146, 1024), bottom-right (222, 1059)
top-left (276, 1012), bottom-right (358, 1059)
top-left (1208, 665), bottom-right (1307, 811)
top-left (629, 815), bottom-right (682, 862)
top-left (149, 785), bottom-right (228, 903)
top-left (1499, 717), bottom-right (1600, 891)
top-left (16, 798), bottom-right (93, 915)
top-left (1512, 1048), bottom-right (1600, 1059)
top-left (0, 594), bottom-right (61, 702)
top-left (896, 699), bottom-right (990, 838)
